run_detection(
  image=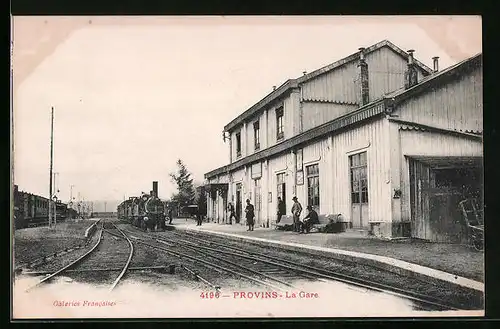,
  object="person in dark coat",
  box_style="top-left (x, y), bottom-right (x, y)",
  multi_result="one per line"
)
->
top-left (301, 205), bottom-right (319, 233)
top-left (168, 207), bottom-right (173, 225)
top-left (291, 196), bottom-right (303, 232)
top-left (196, 206), bottom-right (203, 226)
top-left (276, 197), bottom-right (286, 223)
top-left (227, 202), bottom-right (236, 225)
top-left (245, 199), bottom-right (255, 231)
